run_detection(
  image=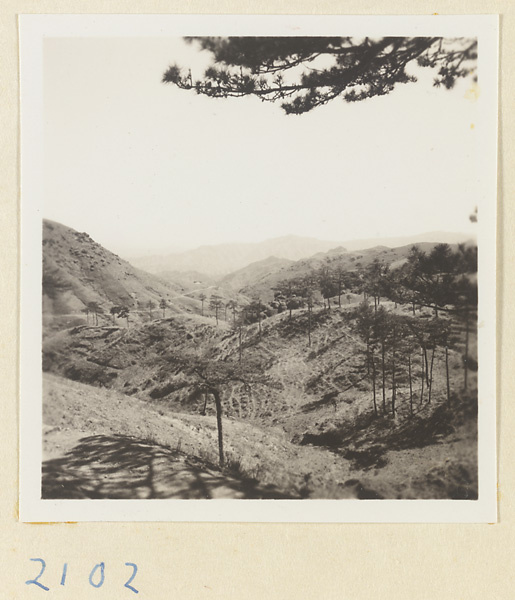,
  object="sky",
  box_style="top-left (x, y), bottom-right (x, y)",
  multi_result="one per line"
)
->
top-left (43, 37), bottom-right (480, 258)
